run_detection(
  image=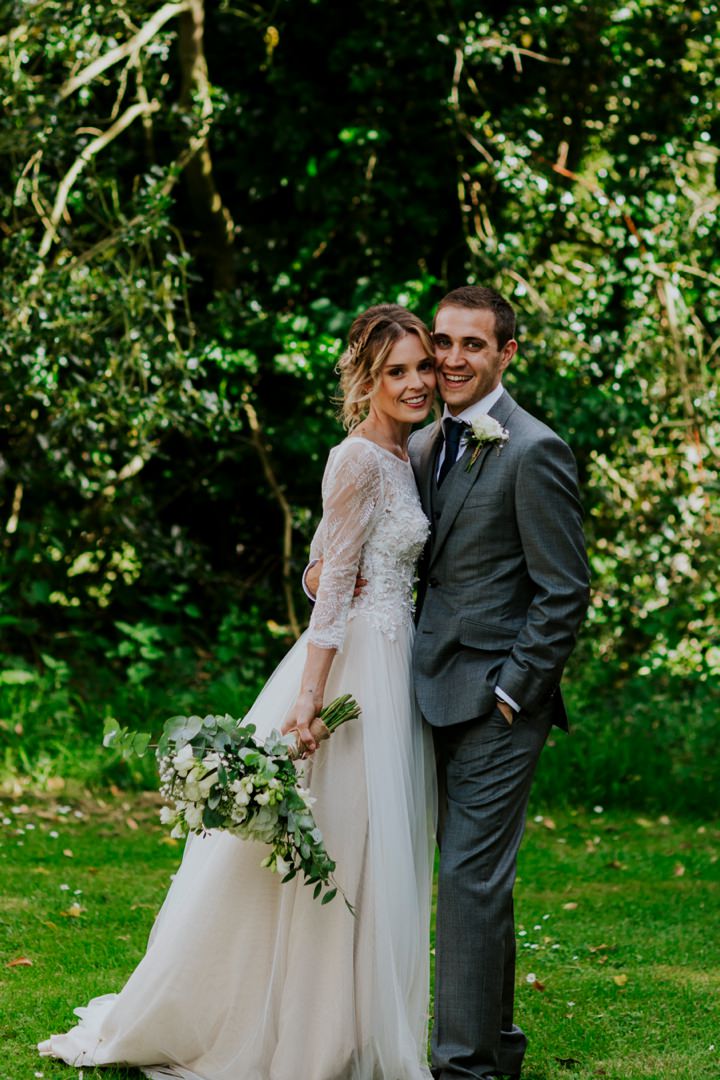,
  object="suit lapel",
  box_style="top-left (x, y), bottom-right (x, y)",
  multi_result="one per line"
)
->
top-left (488, 388), bottom-right (516, 430)
top-left (412, 419), bottom-right (443, 519)
top-left (429, 443), bottom-right (492, 567)
top-left (428, 390), bottom-right (517, 569)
